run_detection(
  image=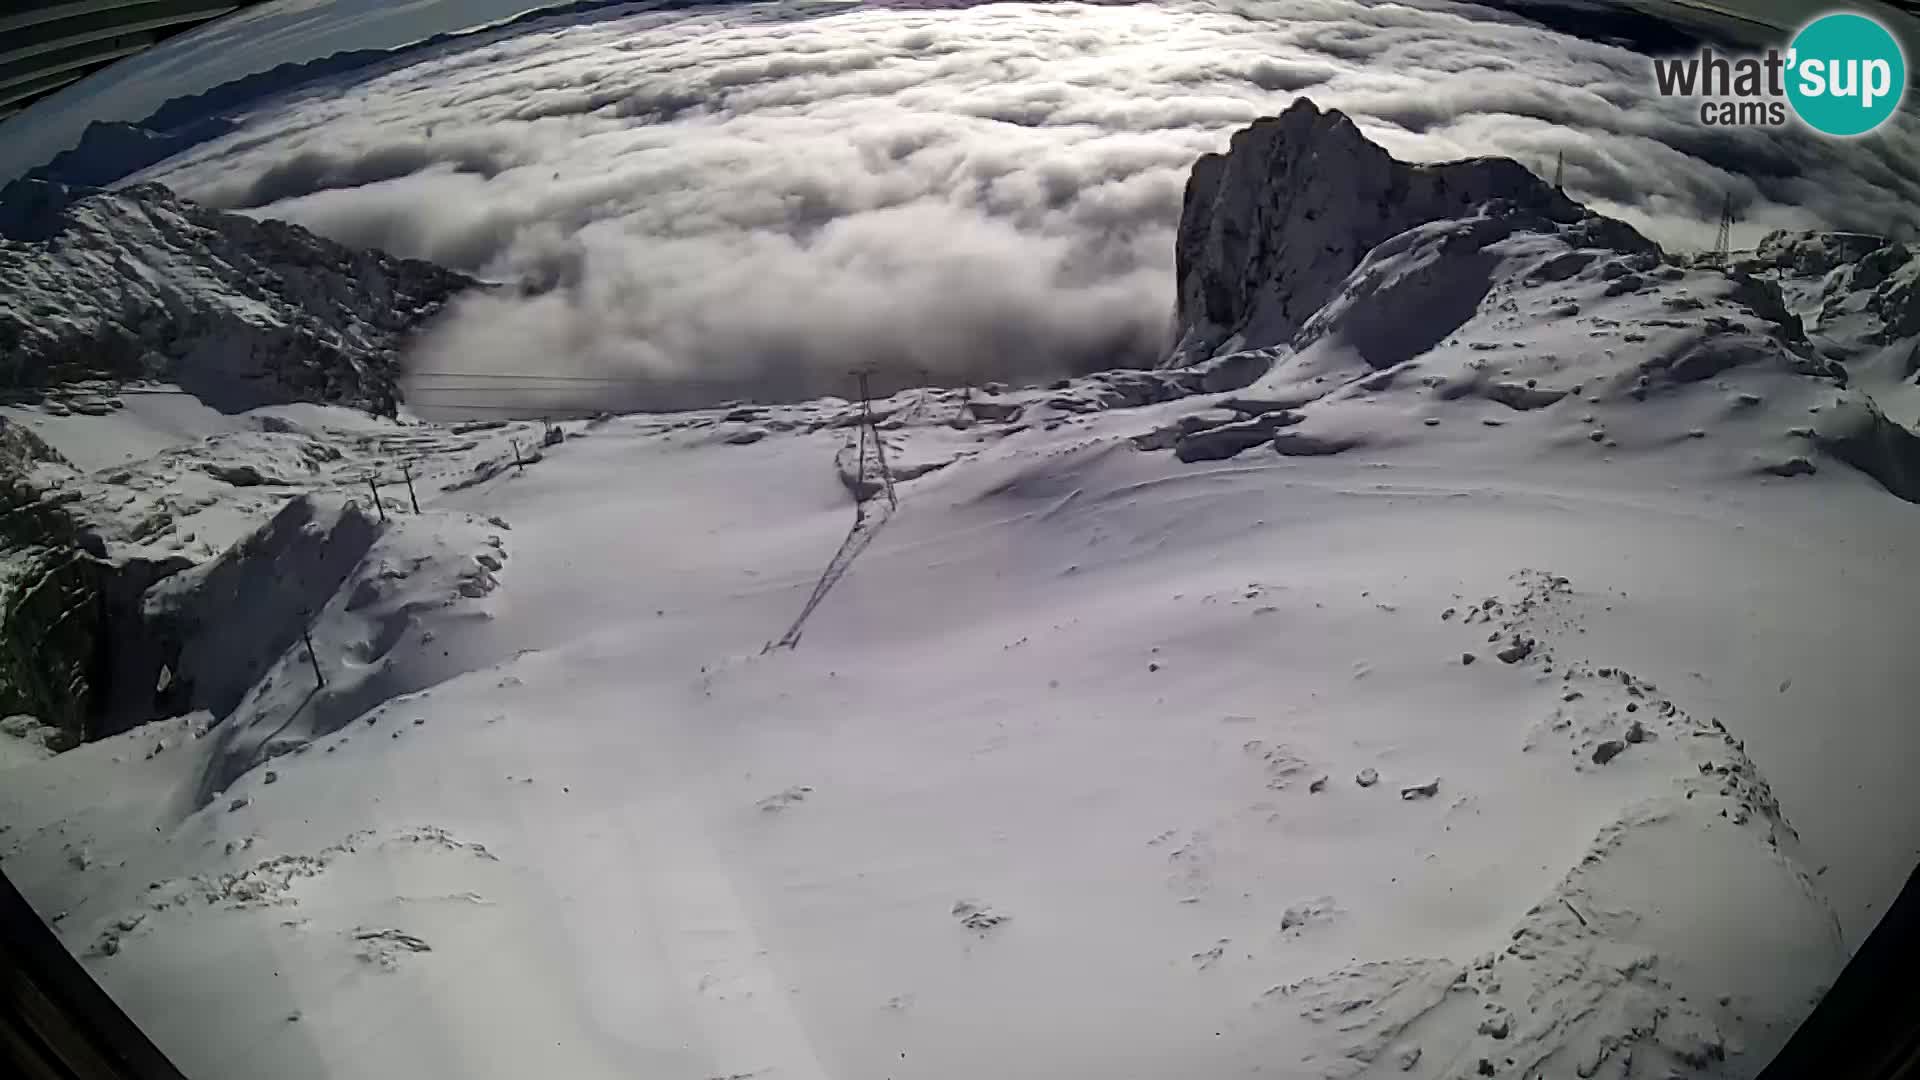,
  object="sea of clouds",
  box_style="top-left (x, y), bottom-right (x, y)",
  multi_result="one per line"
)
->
top-left (134, 0), bottom-right (1920, 412)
